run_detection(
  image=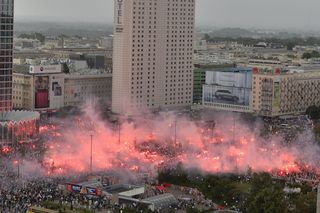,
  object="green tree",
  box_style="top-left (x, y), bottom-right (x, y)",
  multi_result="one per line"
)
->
top-left (293, 192), bottom-right (317, 213)
top-left (247, 187), bottom-right (287, 213)
top-left (286, 42), bottom-right (295, 51)
top-left (33, 32), bottom-right (45, 43)
top-left (302, 52), bottom-right (312, 59)
top-left (250, 173), bottom-right (273, 195)
top-left (302, 51), bottom-right (320, 59)
top-left (306, 105), bottom-right (320, 120)
top-left (18, 32), bottom-right (45, 43)
top-left (62, 63), bottom-right (70, 74)
top-left (203, 34), bottom-right (210, 41)
top-left (245, 173), bottom-right (286, 213)
top-left (314, 122), bottom-right (320, 144)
